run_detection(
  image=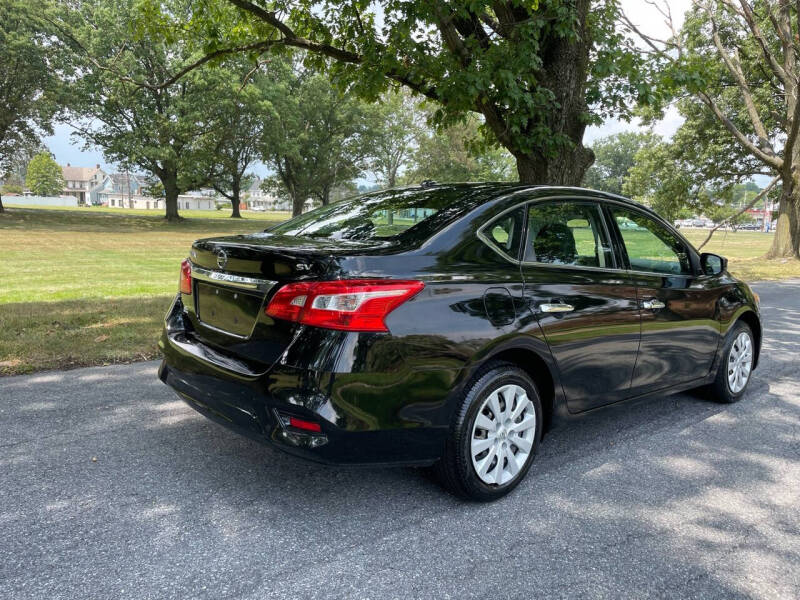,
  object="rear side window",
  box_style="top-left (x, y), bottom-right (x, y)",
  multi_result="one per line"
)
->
top-left (482, 207), bottom-right (526, 260)
top-left (610, 207), bottom-right (692, 275)
top-left (525, 201), bottom-right (613, 268)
